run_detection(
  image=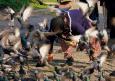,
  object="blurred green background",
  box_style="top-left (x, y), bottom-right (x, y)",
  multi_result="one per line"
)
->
top-left (0, 0), bottom-right (57, 12)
